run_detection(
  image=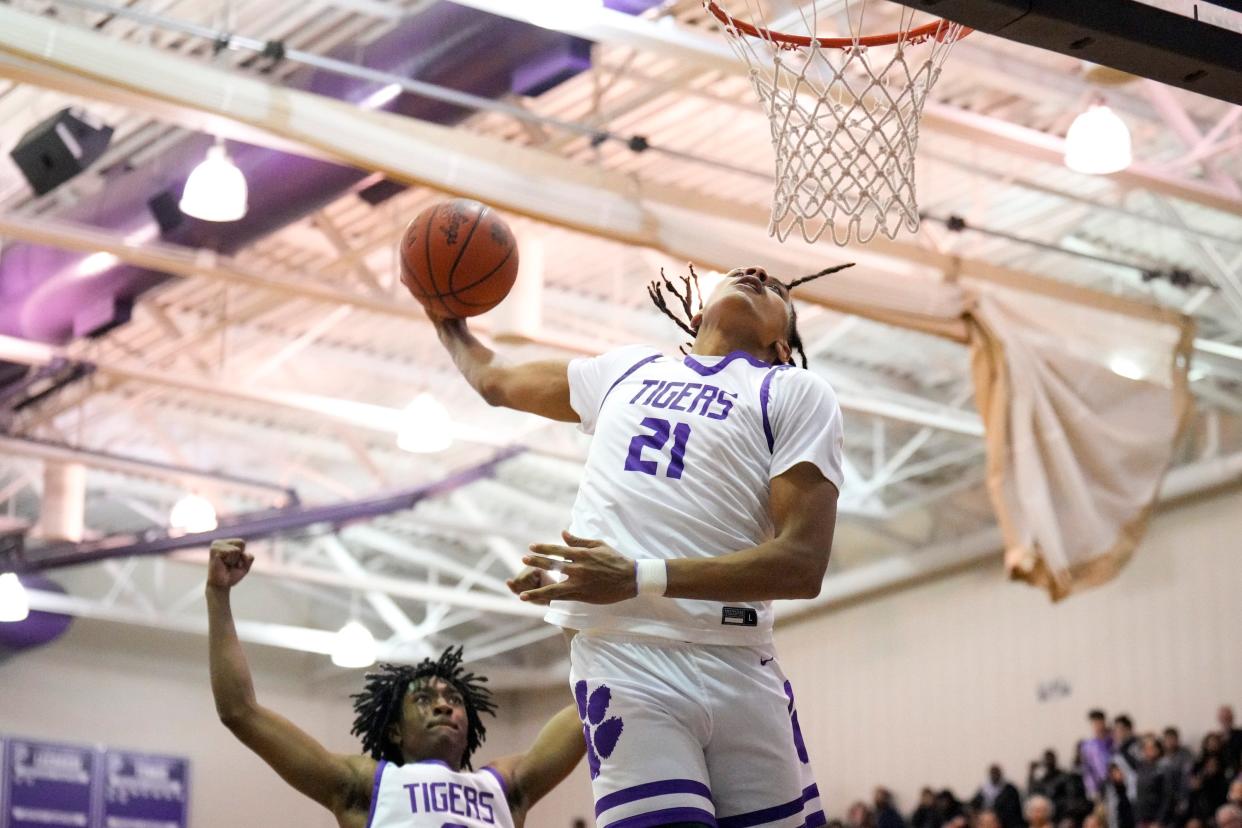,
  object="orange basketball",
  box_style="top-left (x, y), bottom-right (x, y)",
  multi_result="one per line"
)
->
top-left (399, 199), bottom-right (519, 319)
